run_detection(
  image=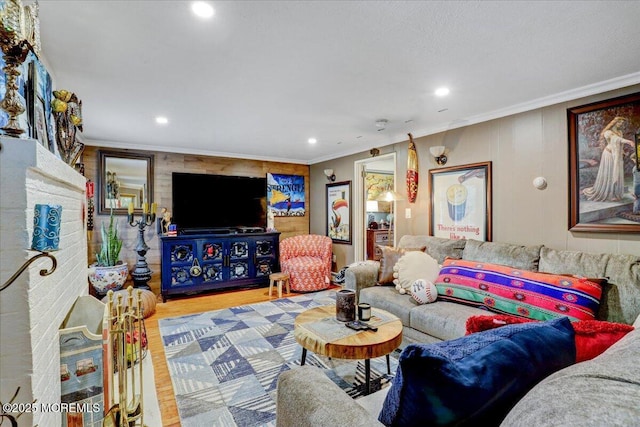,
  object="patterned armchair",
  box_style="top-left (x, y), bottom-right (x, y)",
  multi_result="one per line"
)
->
top-left (280, 234), bottom-right (332, 292)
